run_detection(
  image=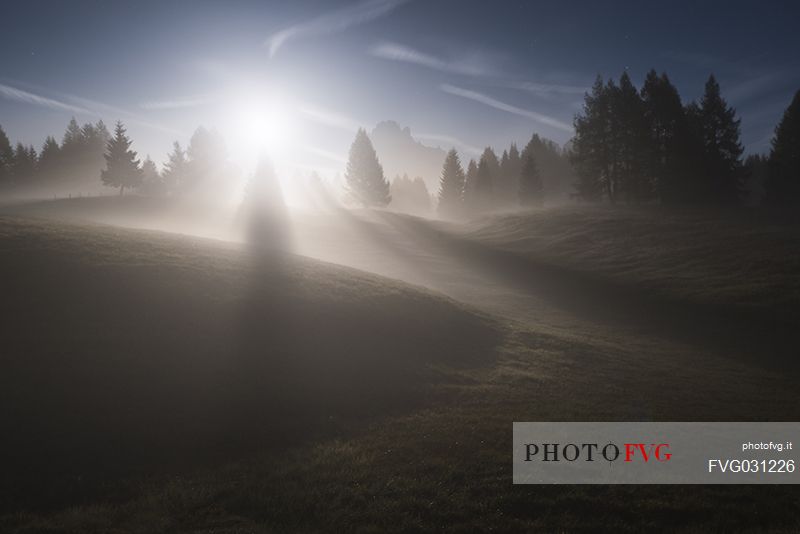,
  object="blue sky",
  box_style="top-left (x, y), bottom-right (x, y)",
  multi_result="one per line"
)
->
top-left (1, 0), bottom-right (799, 175)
